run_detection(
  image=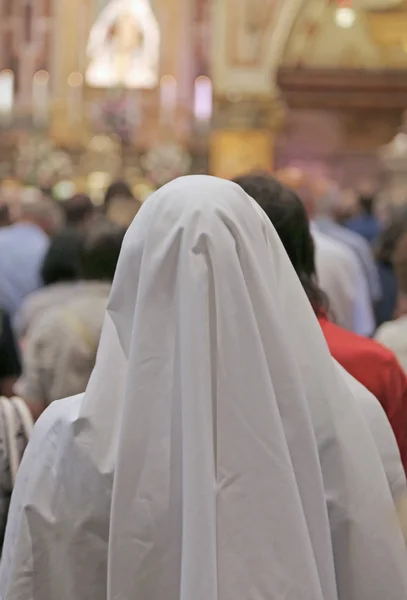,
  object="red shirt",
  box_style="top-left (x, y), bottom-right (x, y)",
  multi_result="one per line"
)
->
top-left (318, 315), bottom-right (407, 472)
